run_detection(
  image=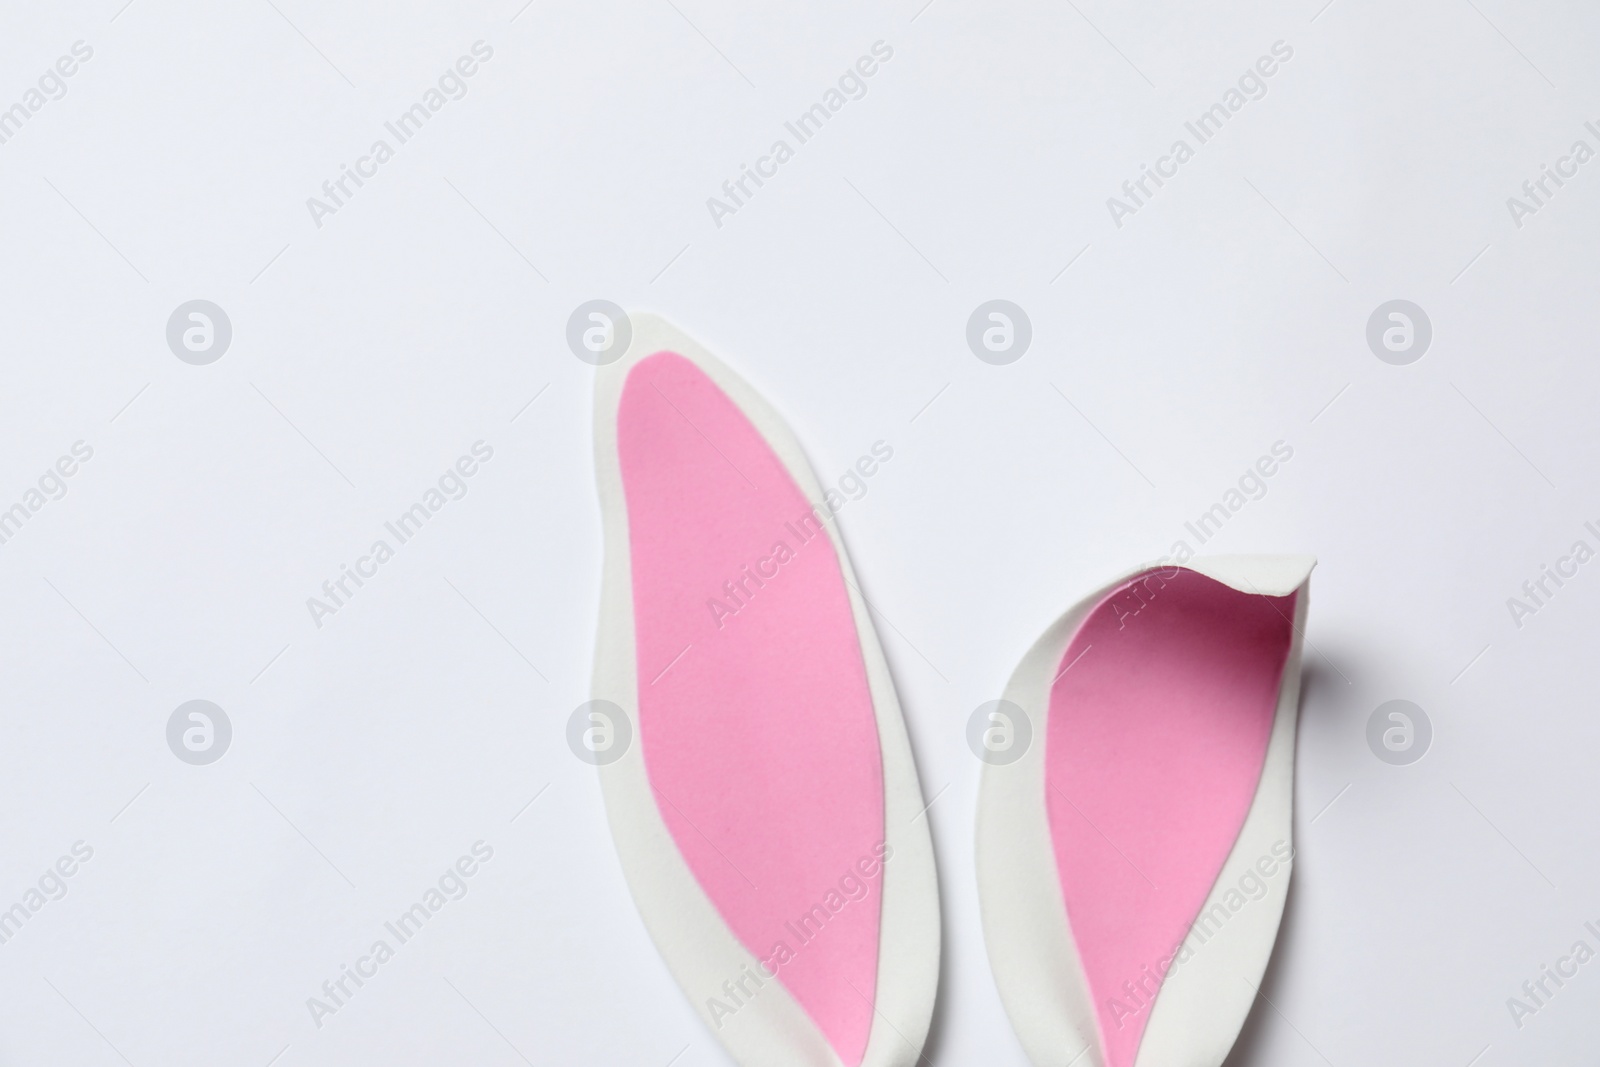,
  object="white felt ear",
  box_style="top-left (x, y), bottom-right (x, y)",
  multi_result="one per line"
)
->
top-left (976, 556), bottom-right (1313, 1067)
top-left (590, 314), bottom-right (941, 1067)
